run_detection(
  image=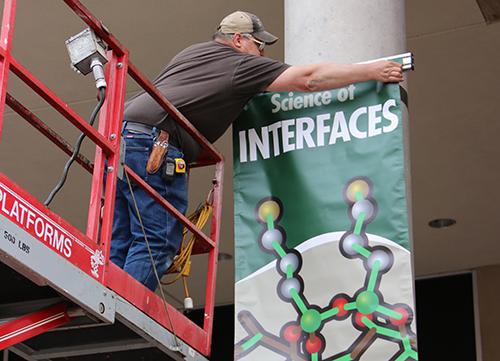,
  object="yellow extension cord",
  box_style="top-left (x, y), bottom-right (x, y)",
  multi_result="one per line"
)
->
top-left (160, 201), bottom-right (213, 300)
